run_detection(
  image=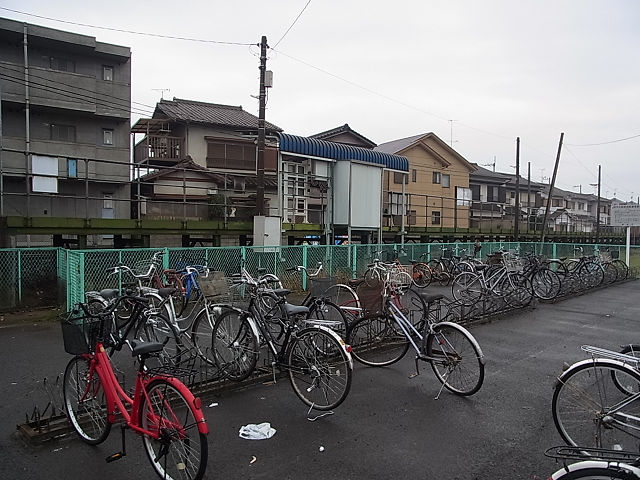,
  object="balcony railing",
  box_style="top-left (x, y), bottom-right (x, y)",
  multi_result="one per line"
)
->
top-left (134, 135), bottom-right (184, 165)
